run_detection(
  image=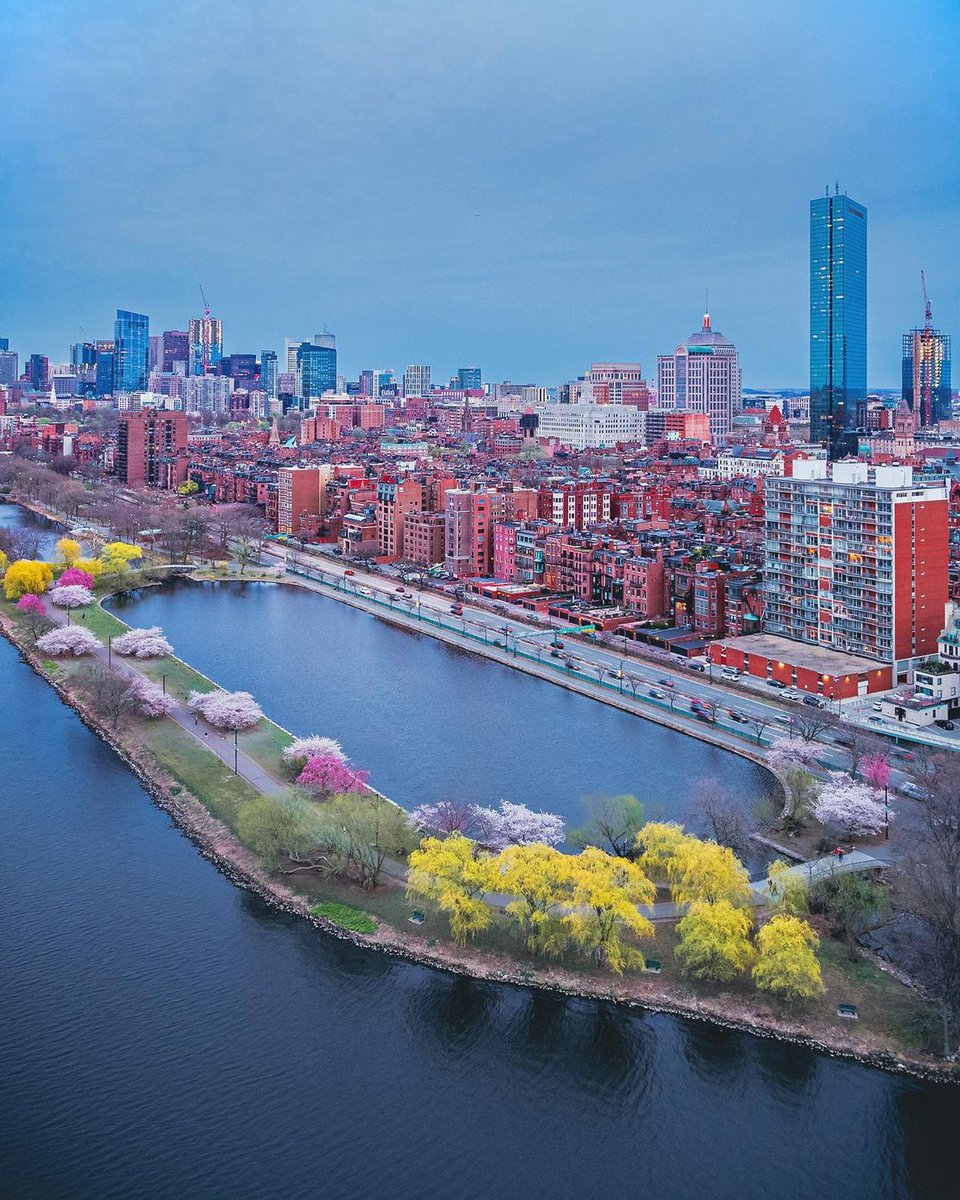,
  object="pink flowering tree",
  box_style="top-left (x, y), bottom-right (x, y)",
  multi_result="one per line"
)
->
top-left (48, 584), bottom-right (94, 609)
top-left (17, 594), bottom-right (47, 616)
top-left (187, 689), bottom-right (263, 730)
top-left (768, 737), bottom-right (824, 828)
top-left (472, 800), bottom-right (565, 849)
top-left (813, 772), bottom-right (891, 837)
top-left (129, 675), bottom-right (177, 718)
top-left (36, 626), bottom-right (100, 656)
top-left (59, 567), bottom-right (95, 590)
top-left (112, 626), bottom-right (173, 658)
top-left (281, 735), bottom-right (347, 772)
top-left (409, 800), bottom-right (476, 836)
top-left (861, 752), bottom-right (891, 795)
top-left (296, 753), bottom-right (370, 798)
